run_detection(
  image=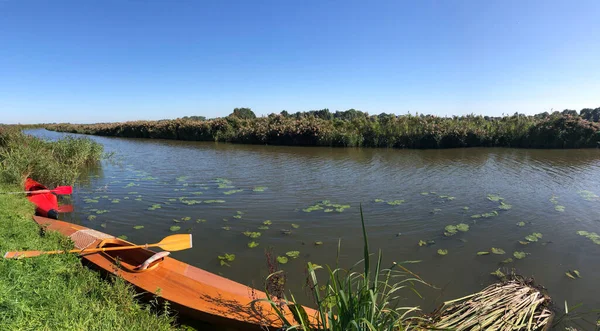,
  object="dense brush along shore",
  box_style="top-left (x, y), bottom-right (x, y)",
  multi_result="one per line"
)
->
top-left (46, 108), bottom-right (600, 149)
